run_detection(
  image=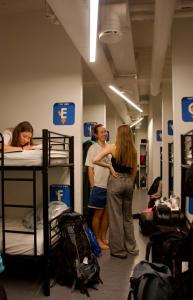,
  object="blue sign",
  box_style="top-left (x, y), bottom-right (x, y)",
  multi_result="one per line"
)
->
top-left (182, 97), bottom-right (193, 122)
top-left (168, 120), bottom-right (173, 136)
top-left (156, 130), bottom-right (162, 142)
top-left (53, 102), bottom-right (75, 125)
top-left (50, 184), bottom-right (71, 207)
top-left (84, 122), bottom-right (97, 137)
